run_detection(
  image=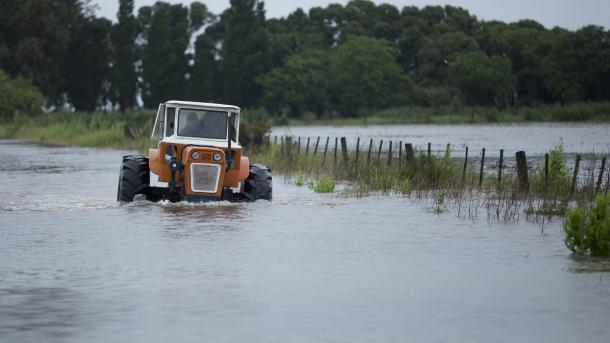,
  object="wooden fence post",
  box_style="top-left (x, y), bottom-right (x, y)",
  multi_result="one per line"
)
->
top-left (544, 153), bottom-right (549, 192)
top-left (387, 141), bottom-right (393, 166)
top-left (280, 136), bottom-right (284, 157)
top-left (286, 136), bottom-right (292, 160)
top-left (355, 137), bottom-right (361, 167)
top-left (334, 137), bottom-right (338, 166)
top-left (377, 140), bottom-right (384, 161)
top-left (398, 141), bottom-right (403, 165)
top-left (479, 148), bottom-right (486, 188)
top-left (462, 147), bottom-right (469, 182)
top-left (405, 143), bottom-right (414, 162)
top-left (427, 142), bottom-right (431, 157)
top-left (516, 151), bottom-right (529, 191)
top-left (297, 137), bottom-right (301, 155)
top-left (313, 136), bottom-right (320, 156)
top-left (274, 135), bottom-right (277, 145)
top-left (367, 139), bottom-right (373, 164)
top-left (305, 137), bottom-right (310, 156)
top-left (341, 137), bottom-right (349, 163)
top-left (498, 149), bottom-right (504, 186)
top-left (571, 154), bottom-right (581, 194)
top-left (596, 156), bottom-right (607, 193)
top-left (322, 136), bottom-right (330, 166)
